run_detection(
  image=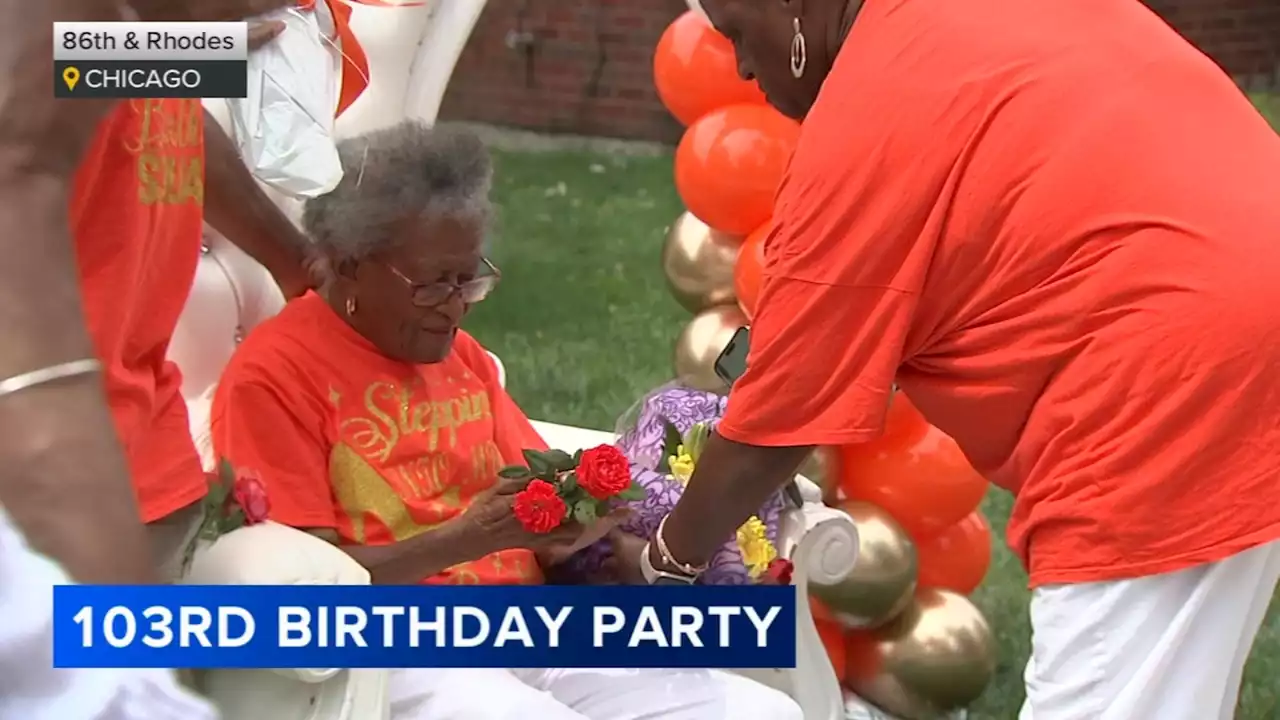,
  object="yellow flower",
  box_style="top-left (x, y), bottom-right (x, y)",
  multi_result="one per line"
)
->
top-left (664, 445), bottom-right (777, 577)
top-left (736, 516), bottom-right (777, 578)
top-left (669, 445), bottom-right (695, 485)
